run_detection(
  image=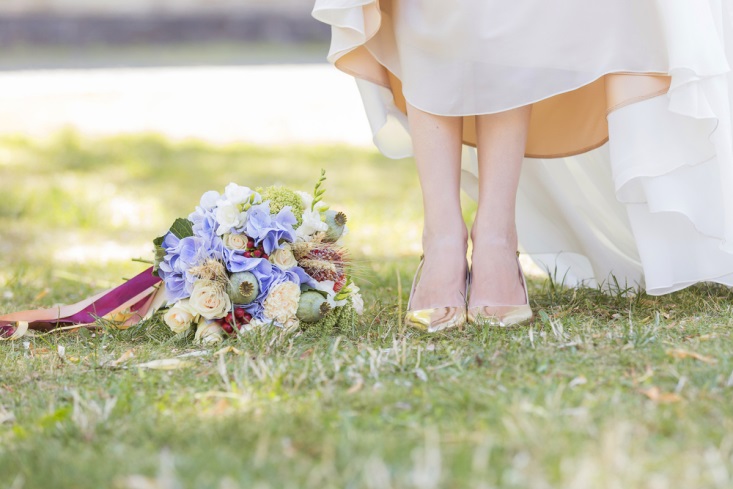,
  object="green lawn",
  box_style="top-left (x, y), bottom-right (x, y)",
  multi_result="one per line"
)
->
top-left (0, 134), bottom-right (732, 489)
